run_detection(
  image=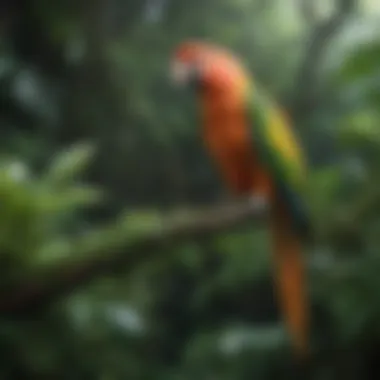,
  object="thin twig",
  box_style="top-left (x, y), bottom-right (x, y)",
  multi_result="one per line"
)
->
top-left (291, 0), bottom-right (356, 122)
